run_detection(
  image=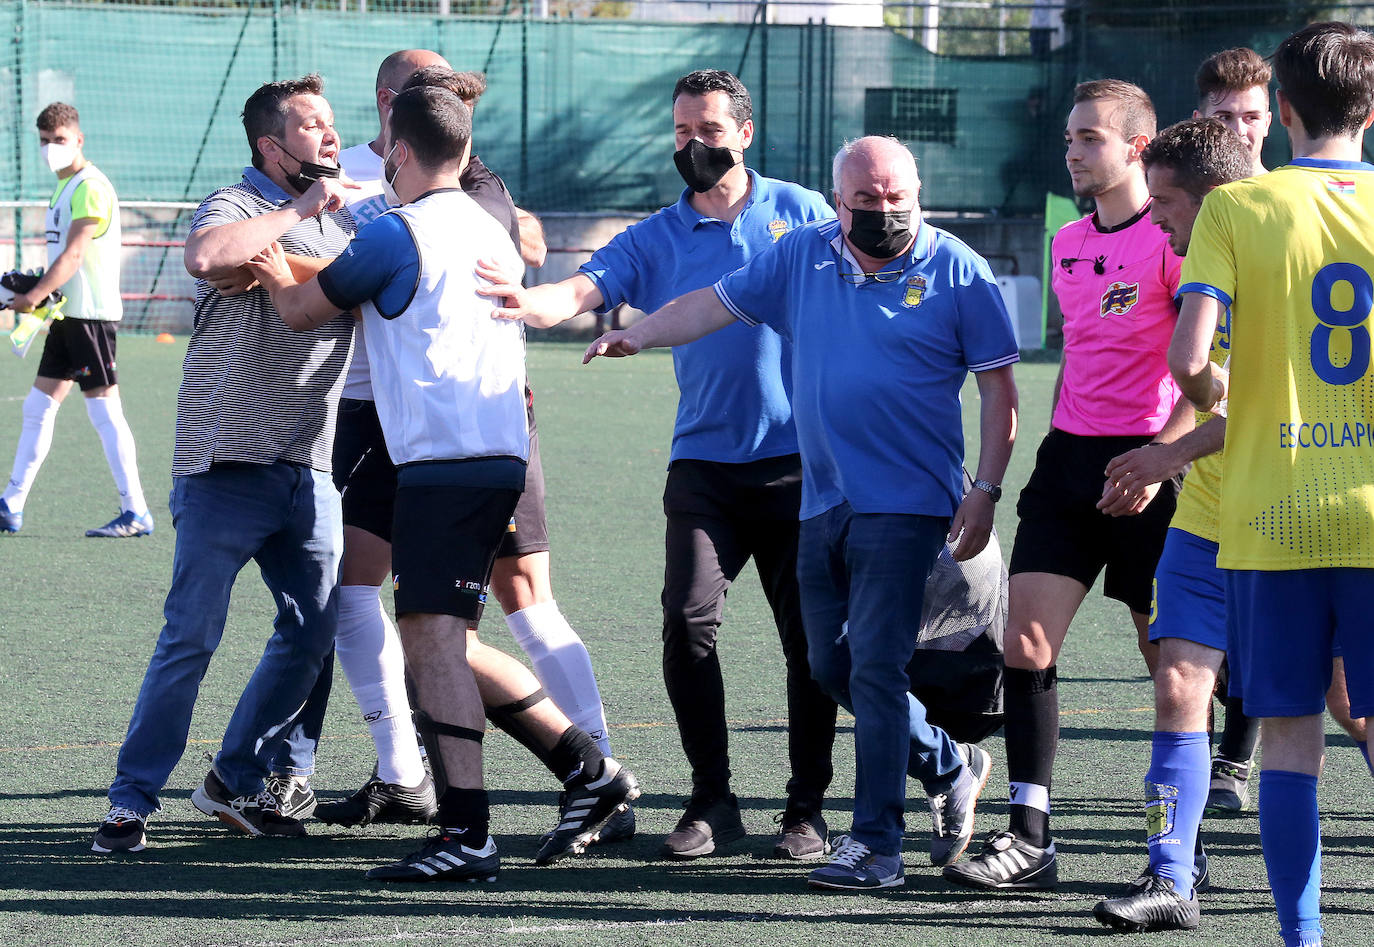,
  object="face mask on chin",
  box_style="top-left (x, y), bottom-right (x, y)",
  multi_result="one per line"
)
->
top-left (41, 142), bottom-right (78, 174)
top-left (844, 205), bottom-right (914, 259)
top-left (673, 138), bottom-right (739, 193)
top-left (270, 137), bottom-right (340, 194)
